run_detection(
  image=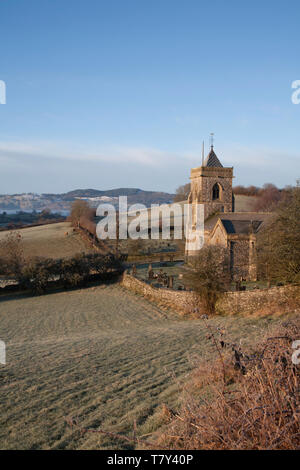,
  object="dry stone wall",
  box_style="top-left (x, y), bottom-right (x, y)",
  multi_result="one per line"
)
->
top-left (121, 272), bottom-right (300, 316)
